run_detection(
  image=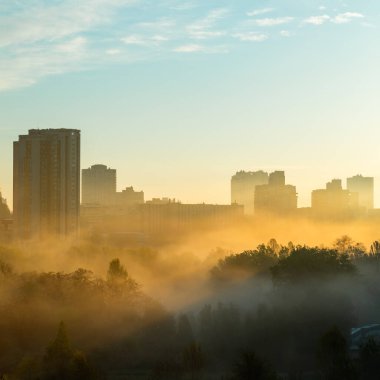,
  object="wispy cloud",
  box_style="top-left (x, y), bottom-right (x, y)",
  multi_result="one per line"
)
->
top-left (121, 33), bottom-right (169, 46)
top-left (254, 17), bottom-right (294, 27)
top-left (174, 44), bottom-right (204, 53)
top-left (332, 12), bottom-right (364, 24)
top-left (187, 8), bottom-right (228, 40)
top-left (233, 32), bottom-right (268, 42)
top-left (121, 35), bottom-right (148, 45)
top-left (55, 36), bottom-right (87, 53)
top-left (247, 8), bottom-right (274, 17)
top-left (0, 0), bottom-right (136, 91)
top-left (303, 12), bottom-right (364, 26)
top-left (304, 15), bottom-right (330, 25)
top-left (280, 30), bottom-right (292, 37)
top-left (0, 1), bottom-right (371, 92)
top-left (106, 48), bottom-right (121, 55)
